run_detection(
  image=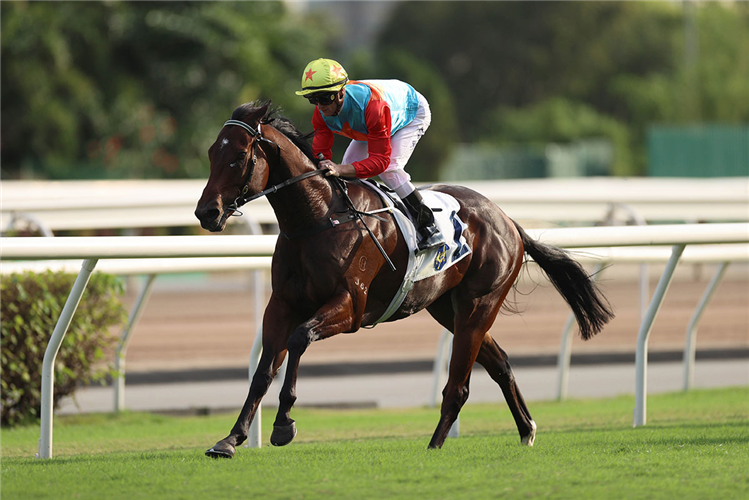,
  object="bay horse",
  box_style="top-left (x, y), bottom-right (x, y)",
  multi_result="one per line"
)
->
top-left (195, 101), bottom-right (613, 458)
